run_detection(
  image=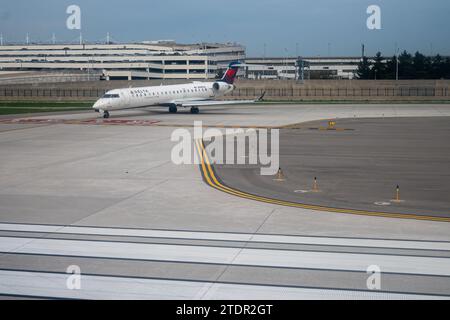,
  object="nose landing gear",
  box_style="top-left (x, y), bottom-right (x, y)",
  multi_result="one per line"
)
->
top-left (97, 110), bottom-right (110, 118)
